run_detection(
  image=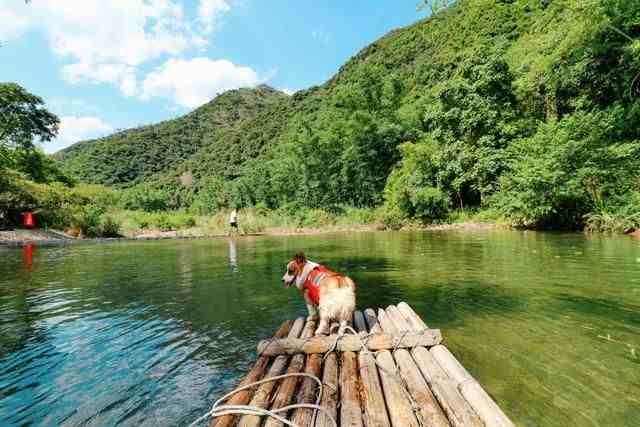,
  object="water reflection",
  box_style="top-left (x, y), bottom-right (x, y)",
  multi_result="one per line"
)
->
top-left (0, 231), bottom-right (638, 426)
top-left (22, 243), bottom-right (34, 272)
top-left (228, 238), bottom-right (238, 273)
